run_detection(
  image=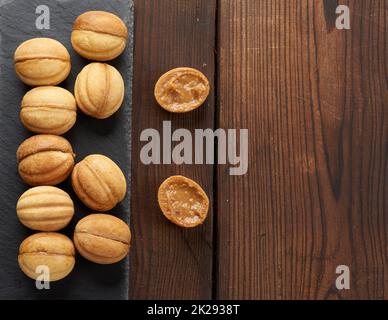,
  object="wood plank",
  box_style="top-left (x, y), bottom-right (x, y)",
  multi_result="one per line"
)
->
top-left (129, 0), bottom-right (216, 299)
top-left (217, 0), bottom-right (388, 299)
